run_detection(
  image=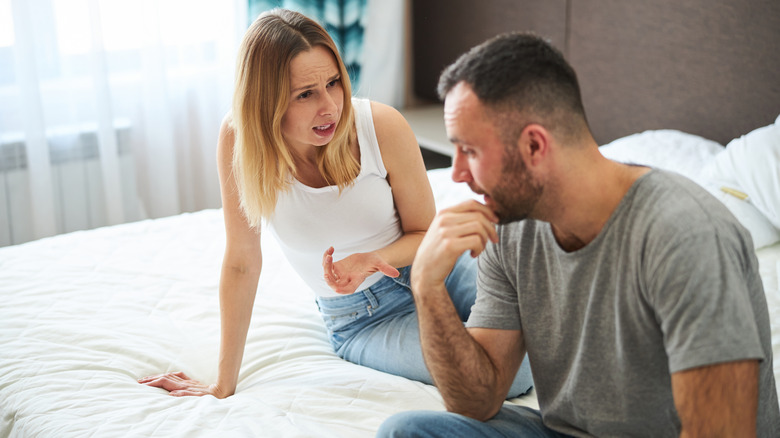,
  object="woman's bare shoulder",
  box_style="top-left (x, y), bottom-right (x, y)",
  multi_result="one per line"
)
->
top-left (368, 101), bottom-right (417, 157)
top-left (368, 101), bottom-right (407, 136)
